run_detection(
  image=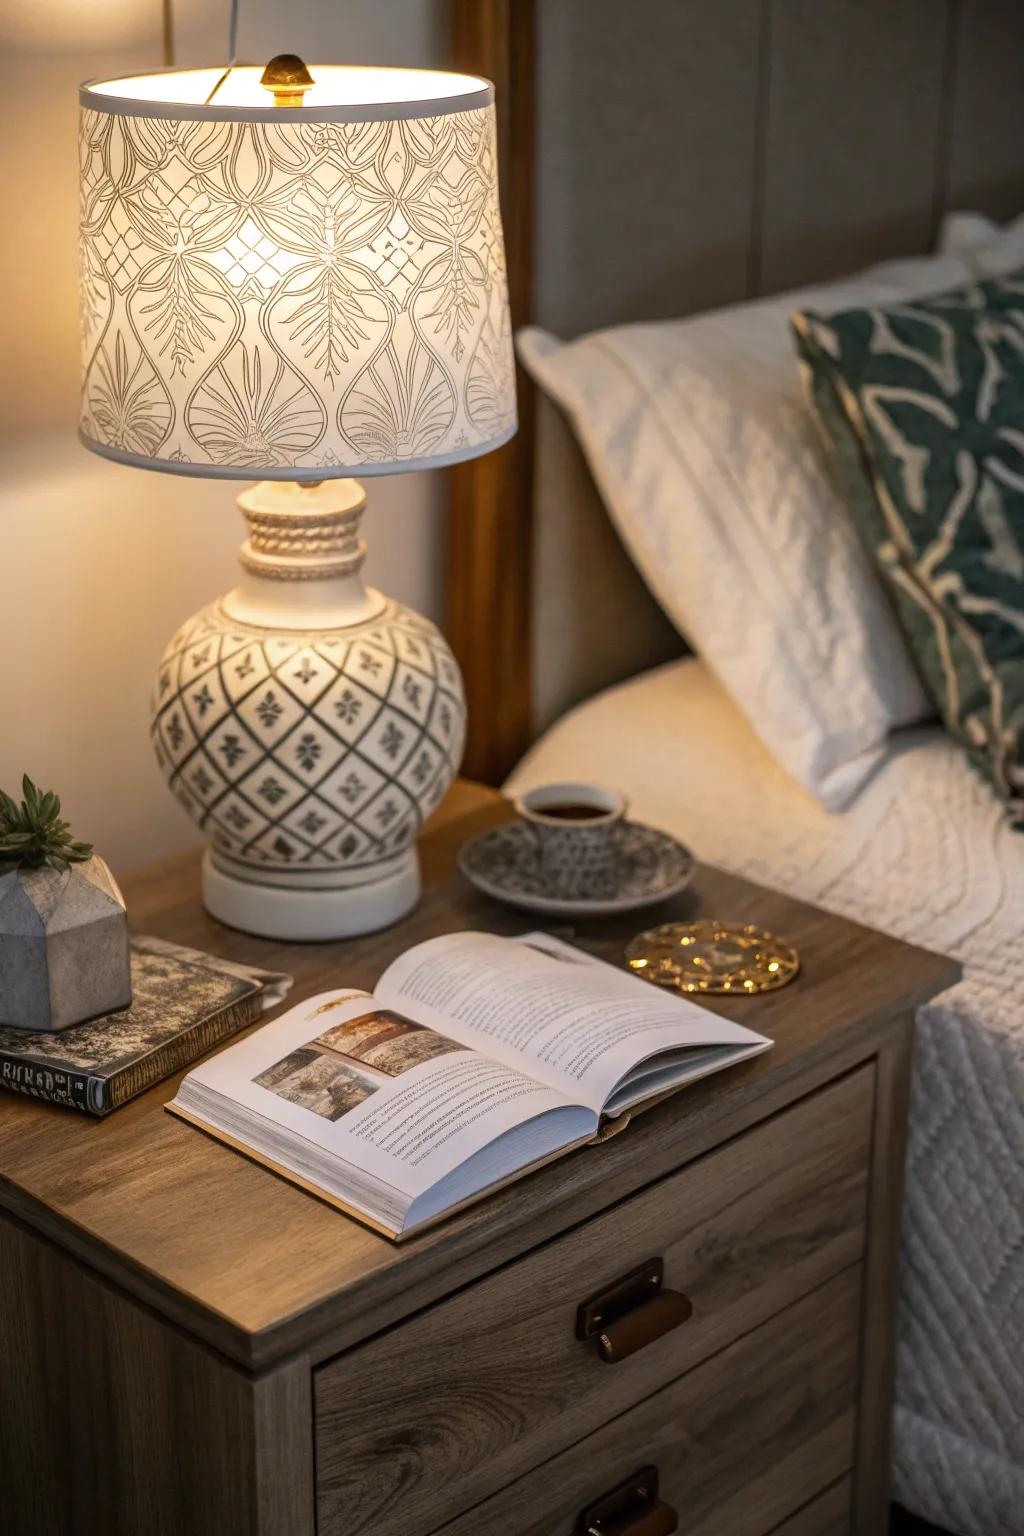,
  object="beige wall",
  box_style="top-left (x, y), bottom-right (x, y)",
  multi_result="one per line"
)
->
top-left (1, 0), bottom-right (448, 874)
